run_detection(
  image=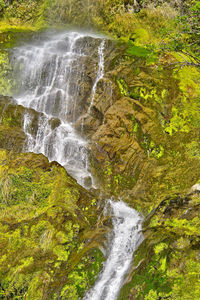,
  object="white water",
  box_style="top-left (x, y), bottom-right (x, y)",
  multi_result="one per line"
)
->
top-left (11, 31), bottom-right (143, 299)
top-left (88, 39), bottom-right (105, 113)
top-left (12, 31), bottom-right (104, 187)
top-left (85, 200), bottom-right (143, 300)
